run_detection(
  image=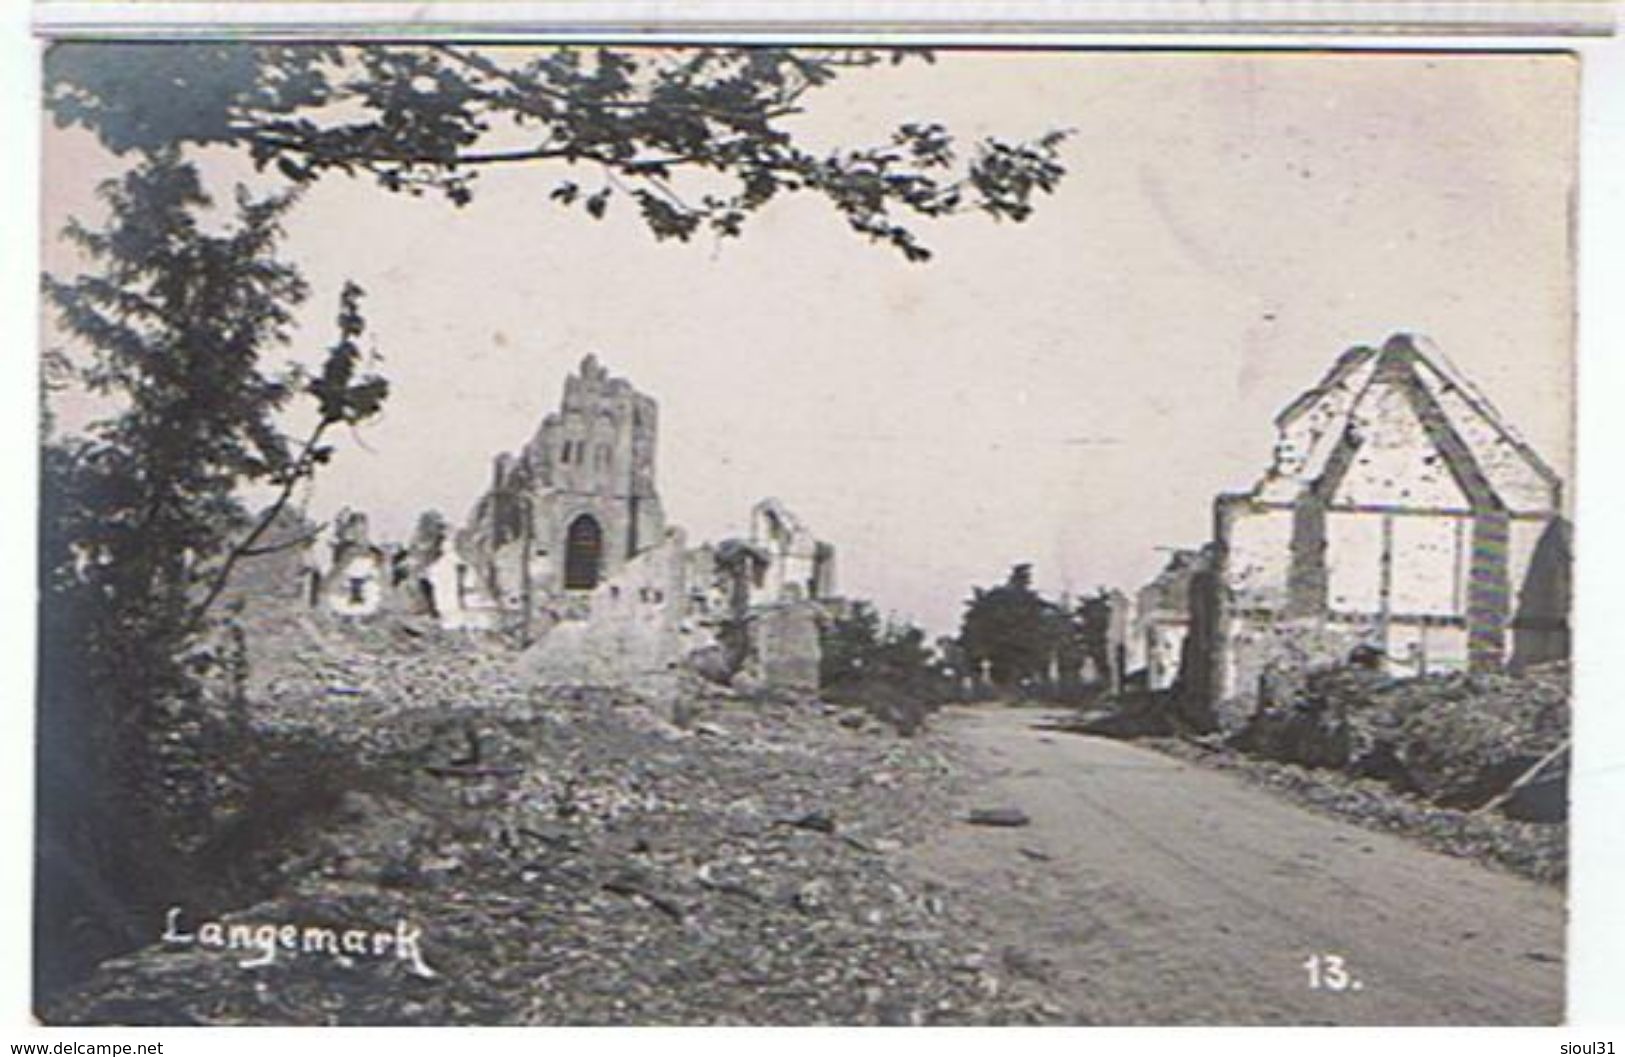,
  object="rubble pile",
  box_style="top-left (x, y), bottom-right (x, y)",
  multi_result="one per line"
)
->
top-left (1386, 664), bottom-right (1569, 813)
top-left (46, 615), bottom-right (1055, 1026)
top-left (1148, 738), bottom-right (1568, 884)
top-left (1066, 659), bottom-right (1570, 881)
top-left (1064, 692), bottom-right (1175, 739)
top-left (1233, 662), bottom-right (1569, 817)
